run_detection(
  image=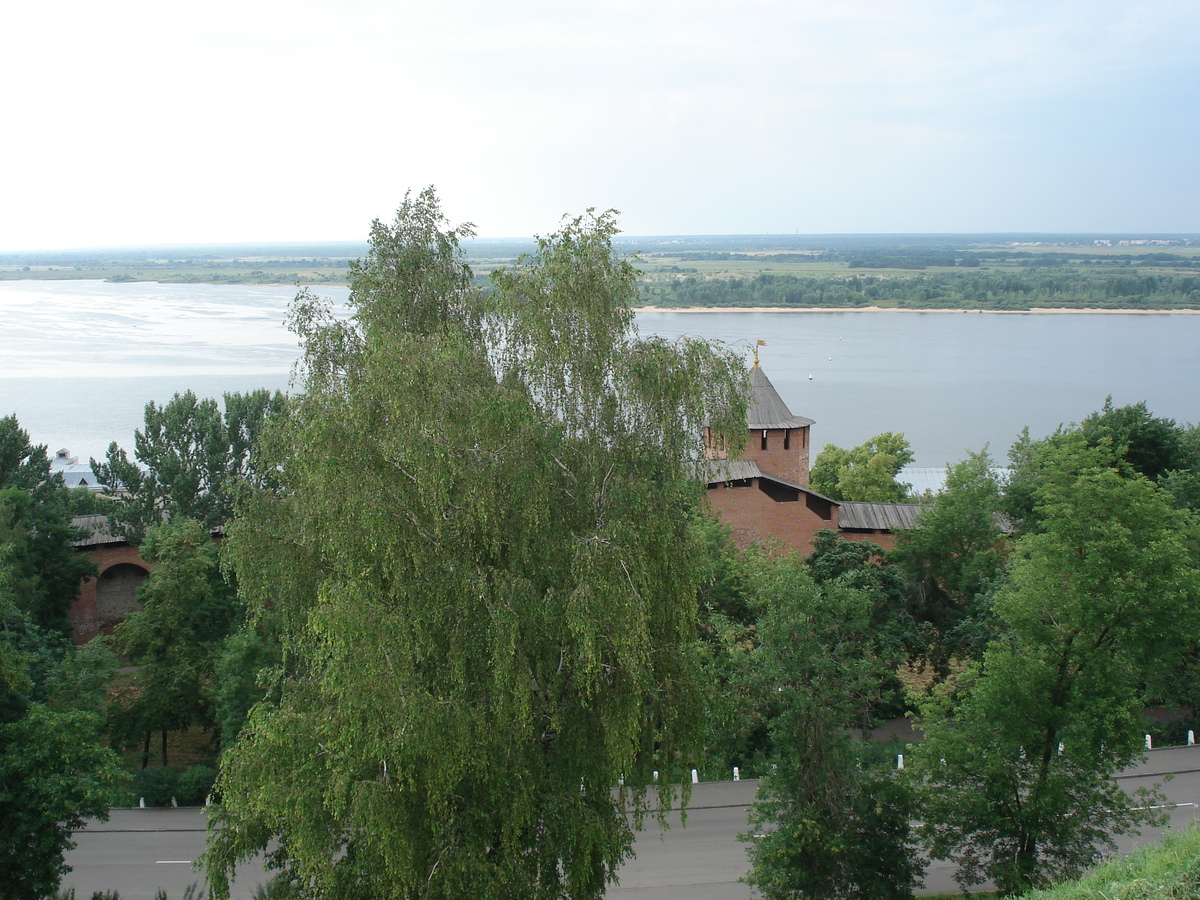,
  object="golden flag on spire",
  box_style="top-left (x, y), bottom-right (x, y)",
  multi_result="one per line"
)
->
top-left (753, 340), bottom-right (767, 367)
